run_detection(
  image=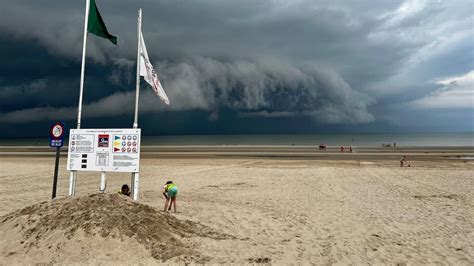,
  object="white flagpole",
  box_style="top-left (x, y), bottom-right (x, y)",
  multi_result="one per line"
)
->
top-left (69, 0), bottom-right (90, 197)
top-left (133, 8), bottom-right (142, 129)
top-left (77, 0), bottom-right (90, 130)
top-left (131, 8), bottom-right (142, 201)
